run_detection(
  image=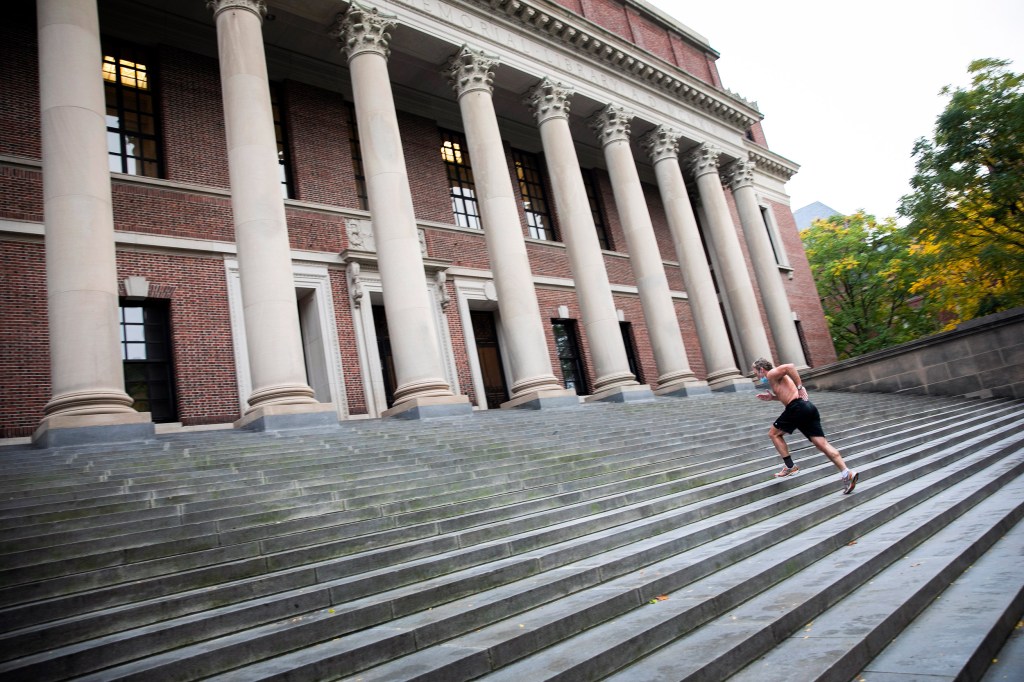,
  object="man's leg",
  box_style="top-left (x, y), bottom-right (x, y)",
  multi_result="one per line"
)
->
top-left (808, 435), bottom-right (847, 472)
top-left (769, 426), bottom-right (798, 475)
